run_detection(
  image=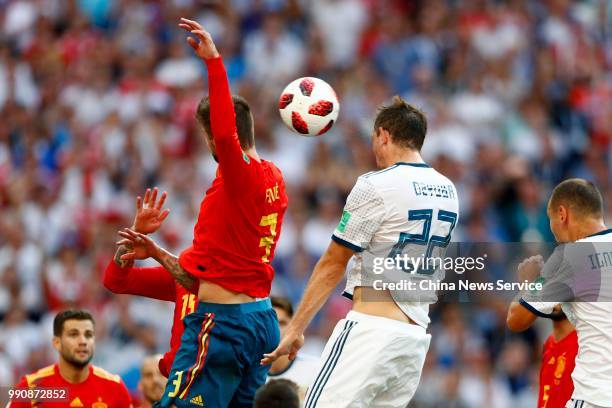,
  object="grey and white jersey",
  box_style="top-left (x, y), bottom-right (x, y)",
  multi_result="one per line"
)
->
top-left (521, 229), bottom-right (612, 407)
